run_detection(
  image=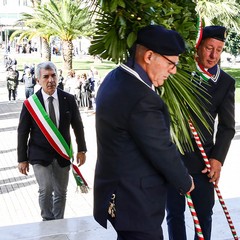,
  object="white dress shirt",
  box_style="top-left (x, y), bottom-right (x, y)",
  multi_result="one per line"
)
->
top-left (41, 89), bottom-right (60, 128)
